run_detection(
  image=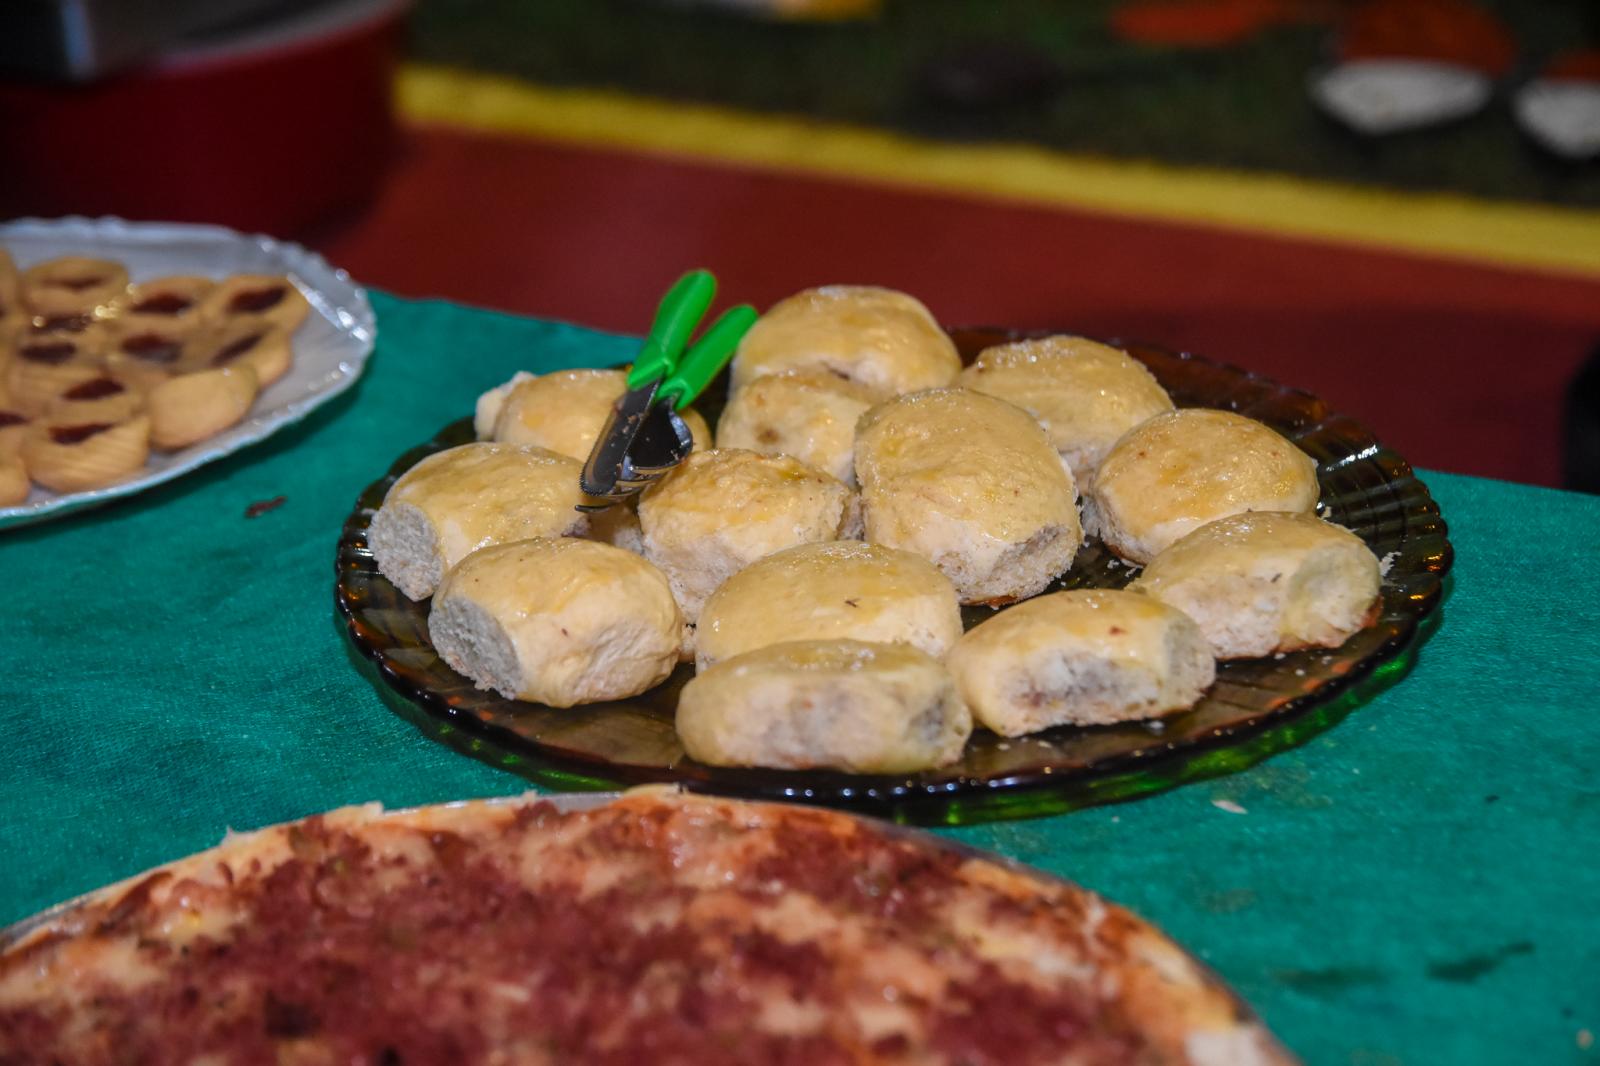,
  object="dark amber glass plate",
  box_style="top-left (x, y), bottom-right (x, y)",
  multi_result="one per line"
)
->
top-left (336, 329), bottom-right (1453, 825)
